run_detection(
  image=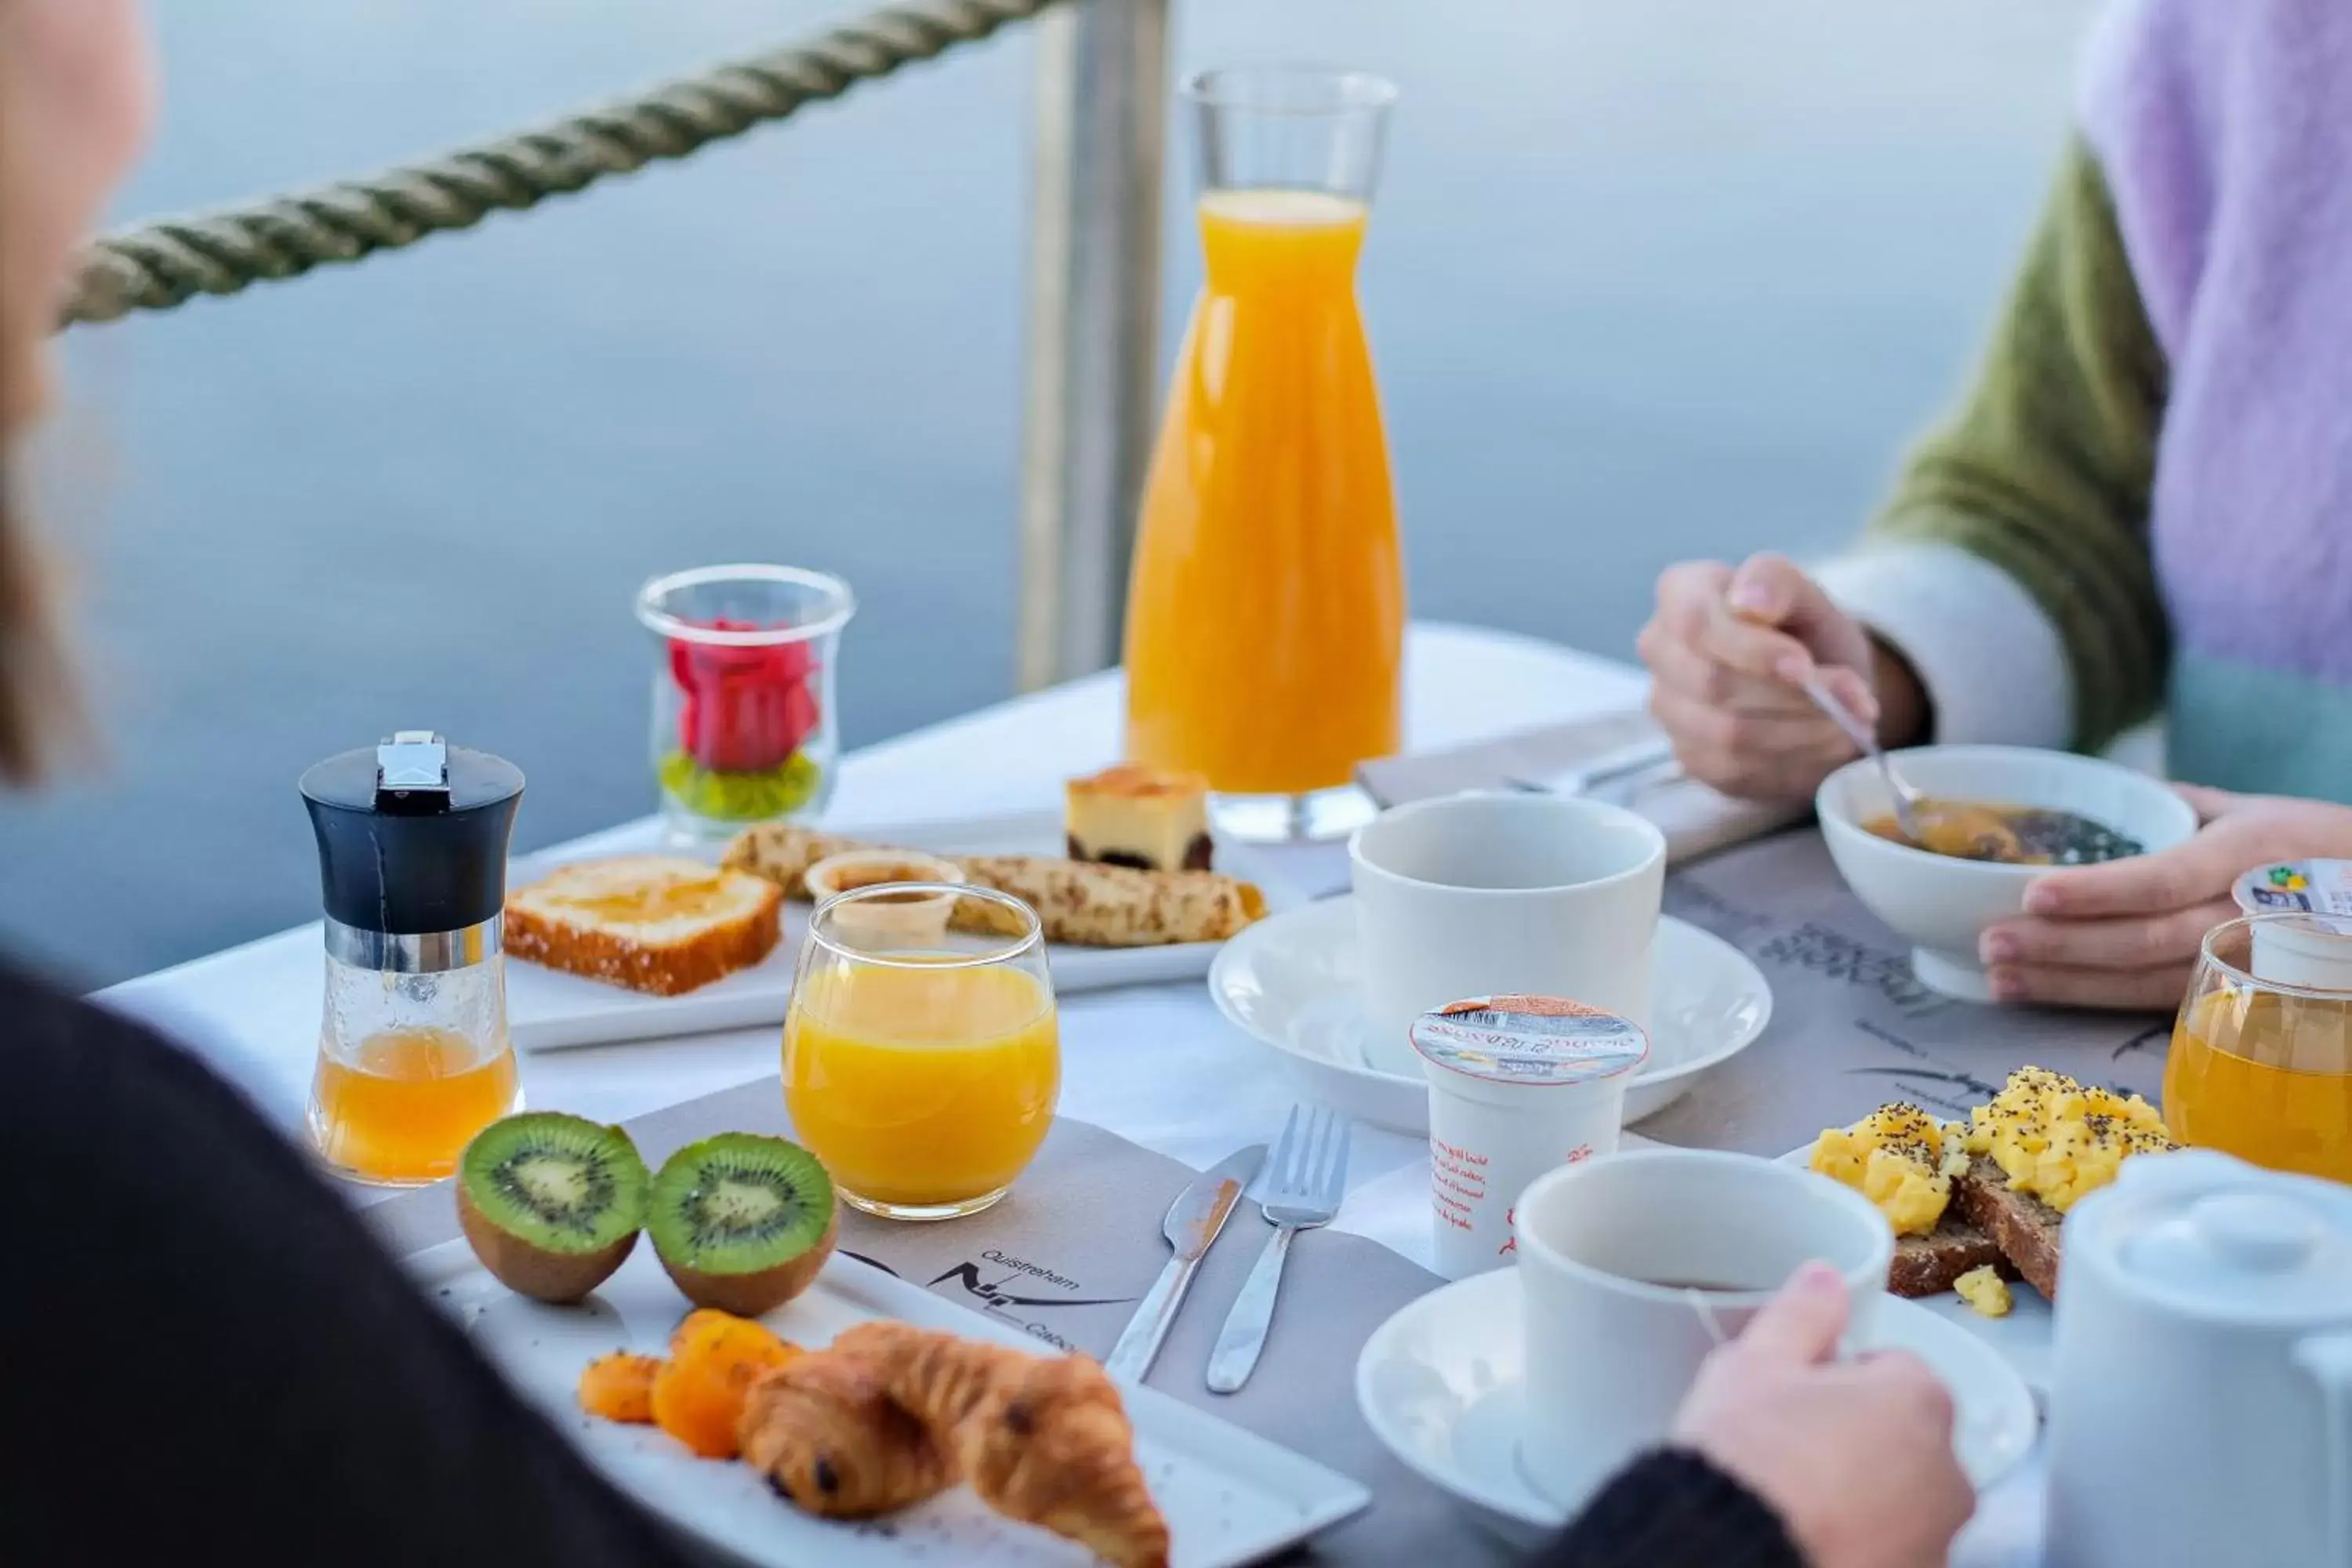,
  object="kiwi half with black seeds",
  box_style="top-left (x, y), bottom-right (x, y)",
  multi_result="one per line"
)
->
top-left (648, 1133), bottom-right (838, 1315)
top-left (457, 1112), bottom-right (651, 1303)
